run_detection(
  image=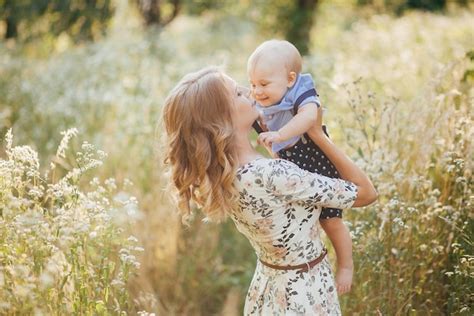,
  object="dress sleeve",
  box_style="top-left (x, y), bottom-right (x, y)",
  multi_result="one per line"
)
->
top-left (265, 159), bottom-right (358, 209)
